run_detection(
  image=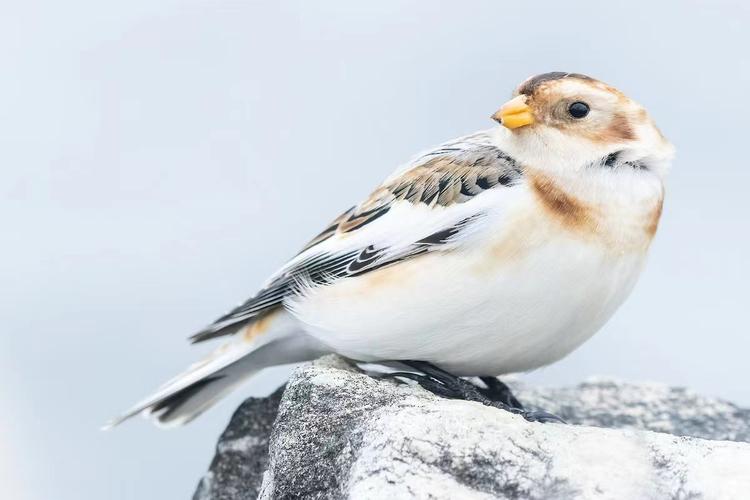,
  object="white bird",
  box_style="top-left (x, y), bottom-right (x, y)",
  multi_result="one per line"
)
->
top-left (109, 72), bottom-right (674, 427)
